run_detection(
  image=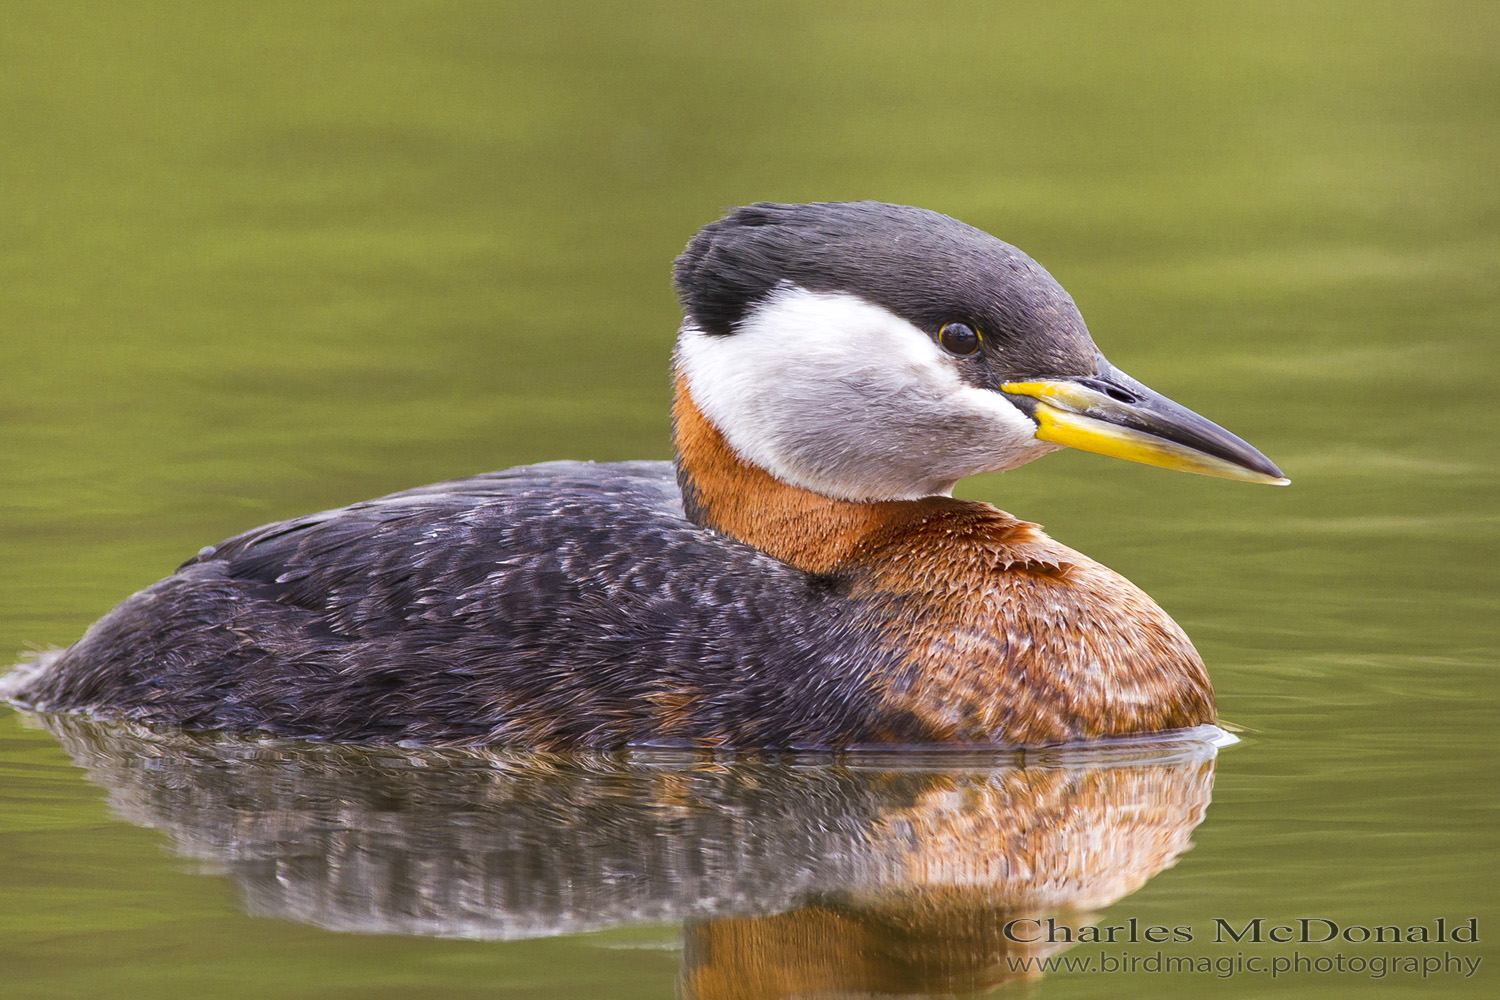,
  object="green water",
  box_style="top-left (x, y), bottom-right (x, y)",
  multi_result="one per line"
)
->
top-left (2, 2), bottom-right (1496, 997)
